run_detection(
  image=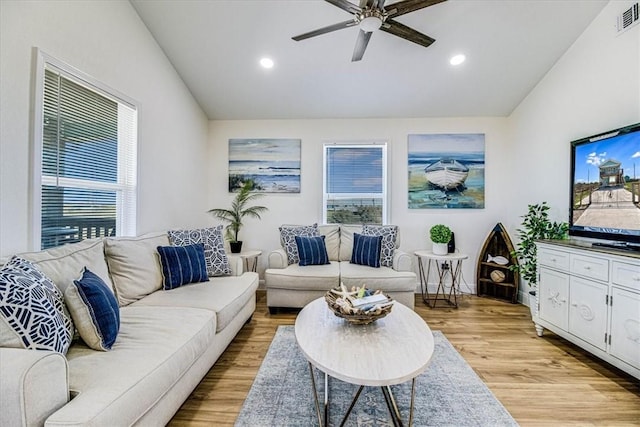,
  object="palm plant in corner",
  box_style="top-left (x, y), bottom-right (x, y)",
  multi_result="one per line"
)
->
top-left (208, 181), bottom-right (268, 253)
